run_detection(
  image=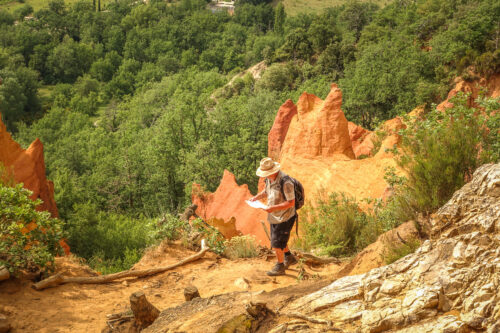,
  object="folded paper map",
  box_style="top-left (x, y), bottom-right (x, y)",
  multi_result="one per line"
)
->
top-left (245, 200), bottom-right (268, 210)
